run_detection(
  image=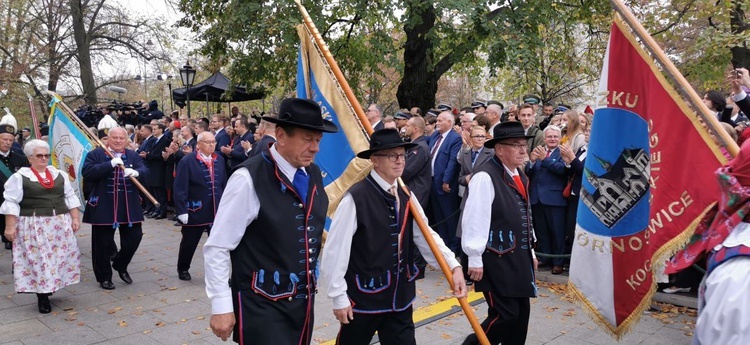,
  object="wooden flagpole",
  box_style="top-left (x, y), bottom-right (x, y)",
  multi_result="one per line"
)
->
top-left (46, 91), bottom-right (160, 207)
top-left (295, 2), bottom-right (490, 344)
top-left (27, 93), bottom-right (41, 138)
top-left (610, 0), bottom-right (739, 157)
